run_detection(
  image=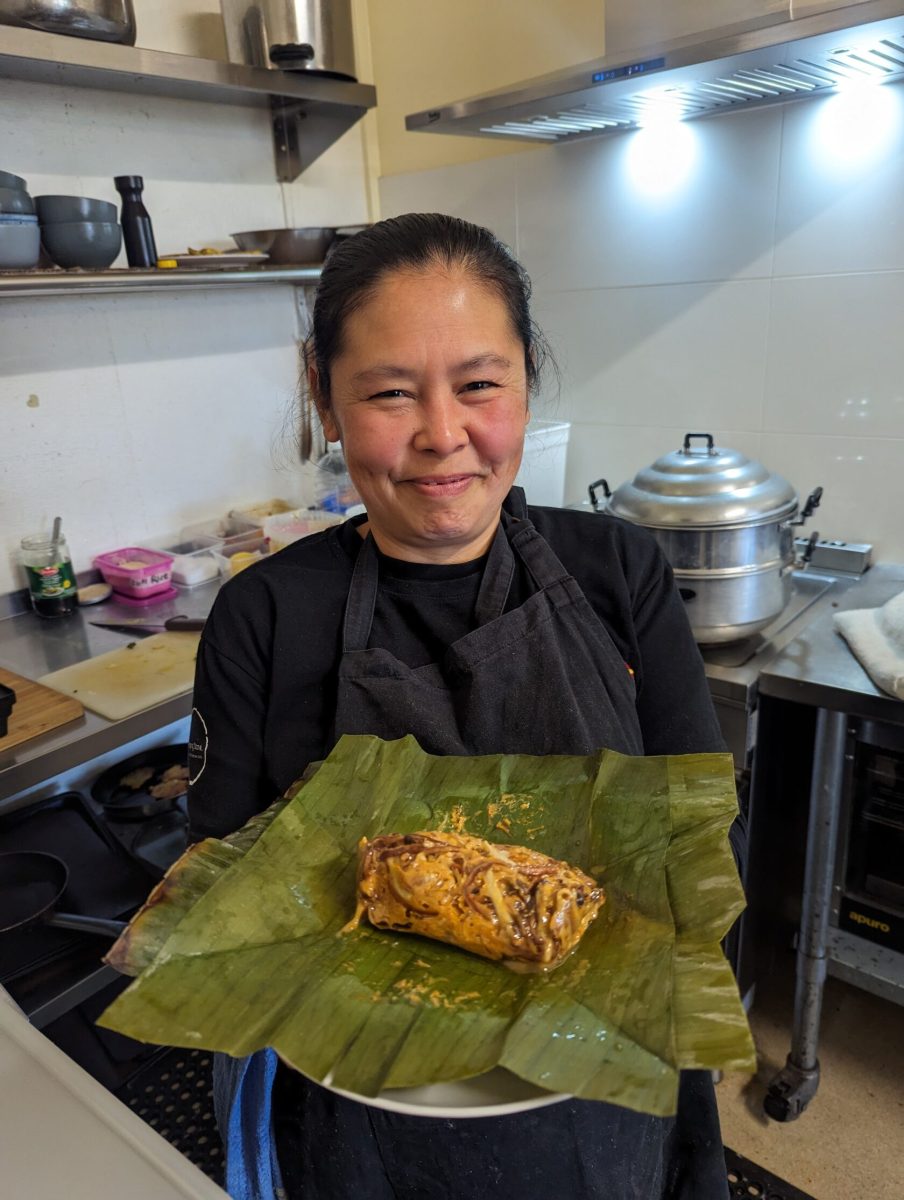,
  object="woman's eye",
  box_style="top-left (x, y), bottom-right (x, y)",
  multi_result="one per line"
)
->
top-left (369, 389), bottom-right (408, 400)
top-left (463, 380), bottom-right (498, 393)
